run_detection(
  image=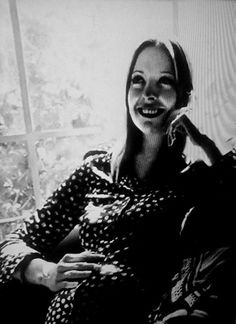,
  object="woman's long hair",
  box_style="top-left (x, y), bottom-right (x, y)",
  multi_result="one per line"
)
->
top-left (111, 39), bottom-right (193, 182)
